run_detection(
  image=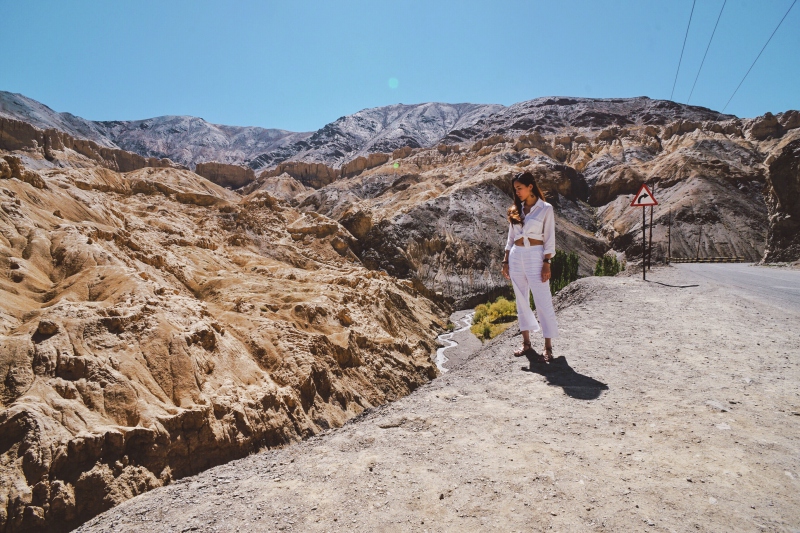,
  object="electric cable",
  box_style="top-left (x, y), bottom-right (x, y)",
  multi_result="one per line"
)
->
top-left (687, 0), bottom-right (726, 104)
top-left (722, 0), bottom-right (797, 112)
top-left (671, 0), bottom-right (697, 101)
